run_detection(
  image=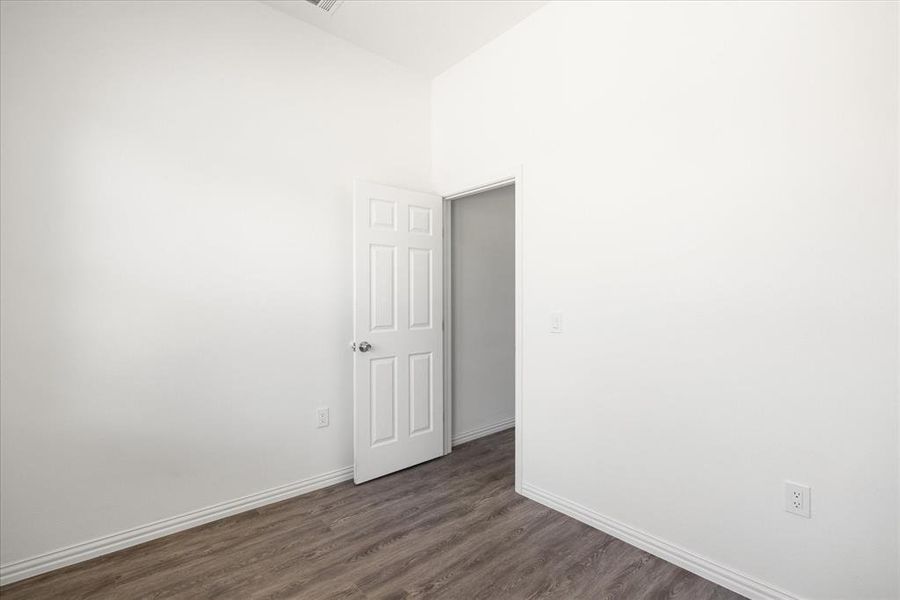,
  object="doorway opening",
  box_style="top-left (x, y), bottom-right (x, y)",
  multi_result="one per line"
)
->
top-left (442, 173), bottom-right (523, 493)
